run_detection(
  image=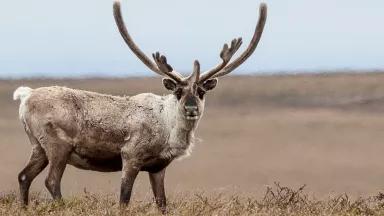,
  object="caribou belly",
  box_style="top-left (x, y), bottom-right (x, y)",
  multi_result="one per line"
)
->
top-left (68, 152), bottom-right (122, 172)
